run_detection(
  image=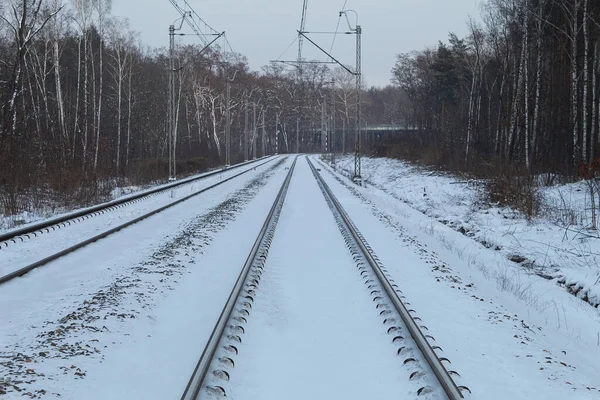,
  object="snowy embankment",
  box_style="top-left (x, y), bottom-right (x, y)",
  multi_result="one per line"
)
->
top-left (318, 155), bottom-right (600, 398)
top-left (329, 155), bottom-right (600, 308)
